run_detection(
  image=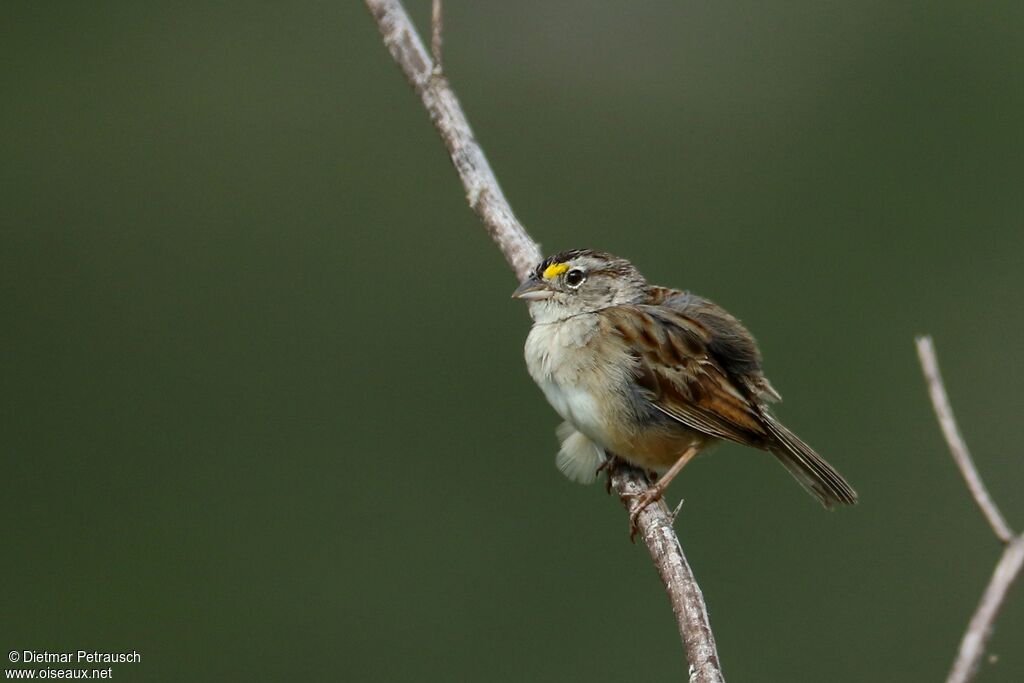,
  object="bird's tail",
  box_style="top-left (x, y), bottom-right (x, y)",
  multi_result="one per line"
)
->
top-left (762, 414), bottom-right (858, 508)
